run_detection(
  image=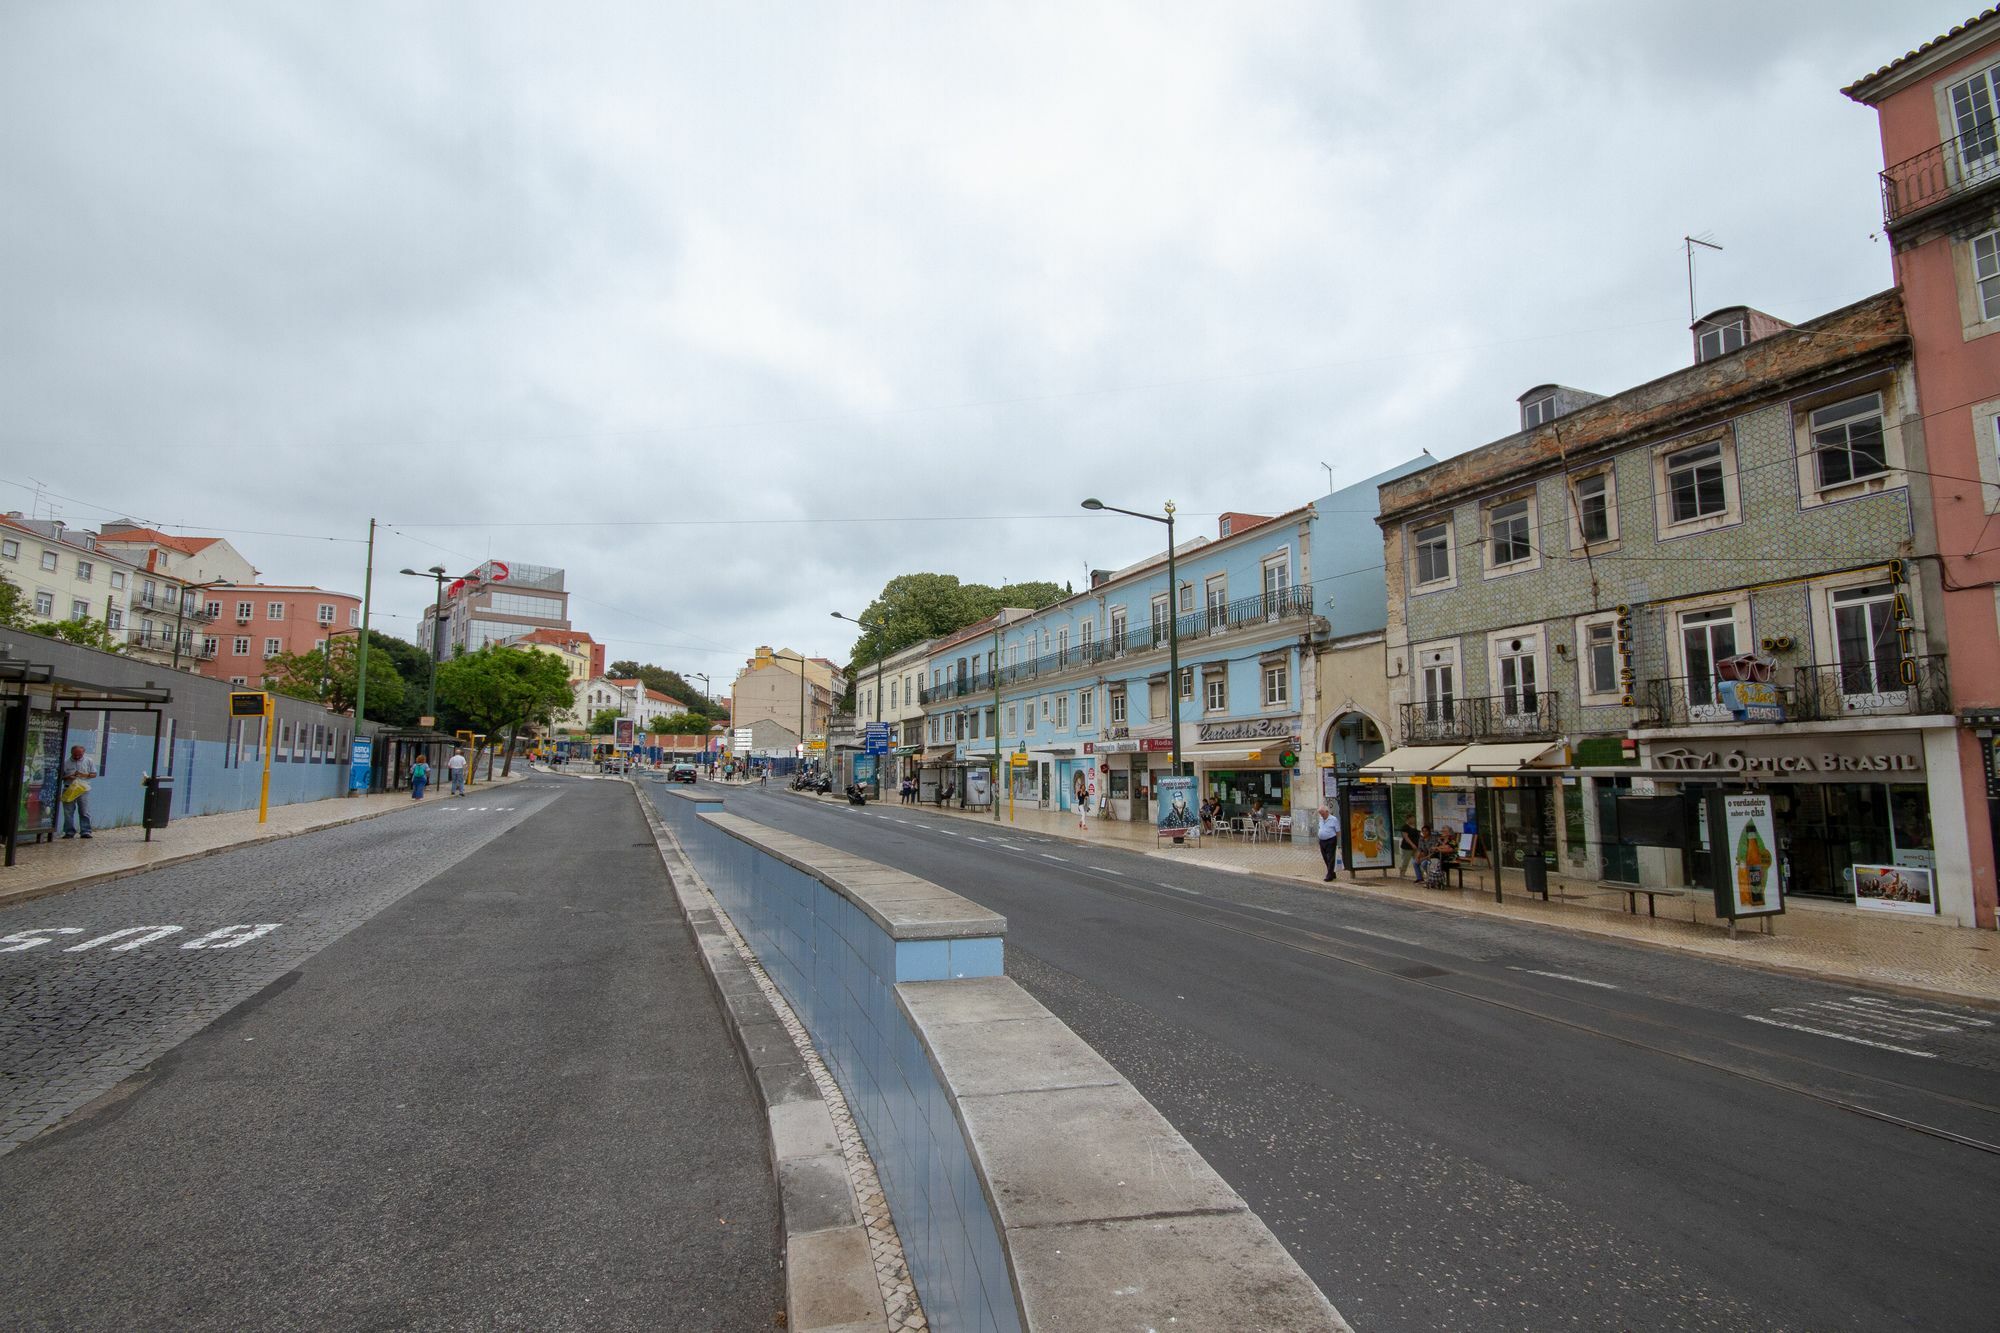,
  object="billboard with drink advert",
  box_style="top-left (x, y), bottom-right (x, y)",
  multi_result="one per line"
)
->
top-left (1714, 792), bottom-right (1784, 918)
top-left (1345, 784), bottom-right (1394, 869)
top-left (1853, 864), bottom-right (1938, 916)
top-left (1155, 775), bottom-right (1200, 837)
